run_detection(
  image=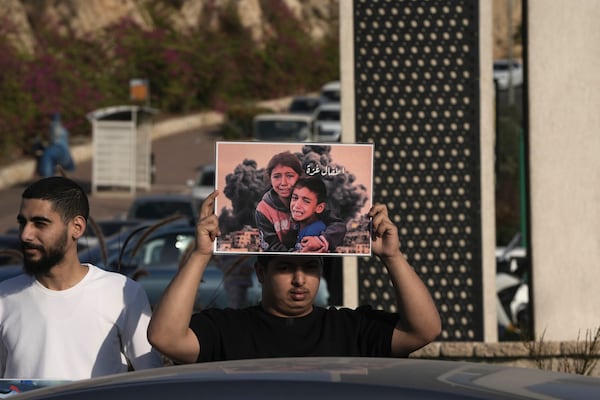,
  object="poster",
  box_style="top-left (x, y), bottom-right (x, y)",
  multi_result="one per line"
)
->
top-left (214, 141), bottom-right (373, 256)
